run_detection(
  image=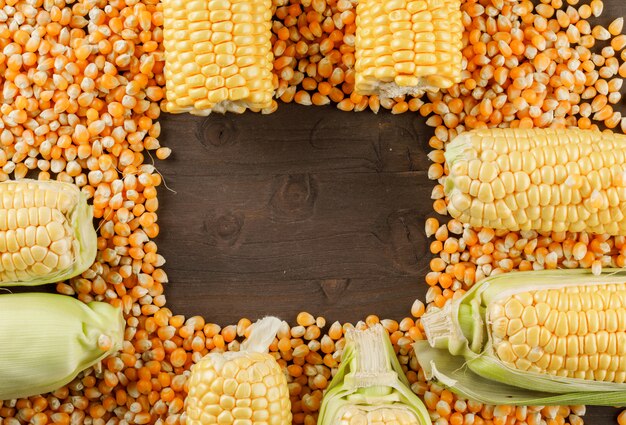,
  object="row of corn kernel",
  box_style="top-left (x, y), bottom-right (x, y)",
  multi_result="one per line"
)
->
top-left (0, 304), bottom-right (586, 425)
